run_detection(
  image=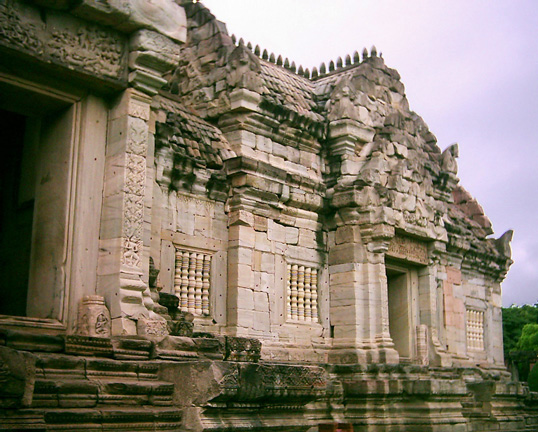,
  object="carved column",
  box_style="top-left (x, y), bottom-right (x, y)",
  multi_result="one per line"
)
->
top-left (97, 30), bottom-right (180, 335)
